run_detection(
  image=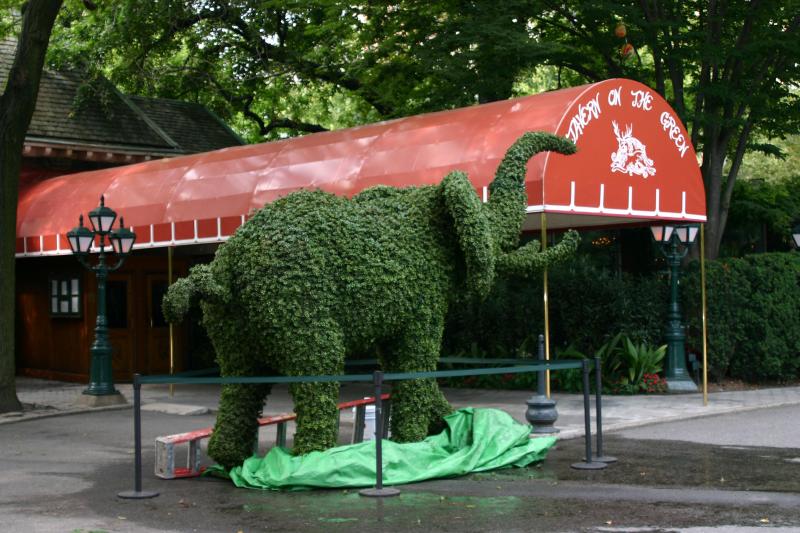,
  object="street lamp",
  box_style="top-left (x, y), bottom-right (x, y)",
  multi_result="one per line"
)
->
top-left (67, 196), bottom-right (136, 405)
top-left (650, 223), bottom-right (700, 393)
